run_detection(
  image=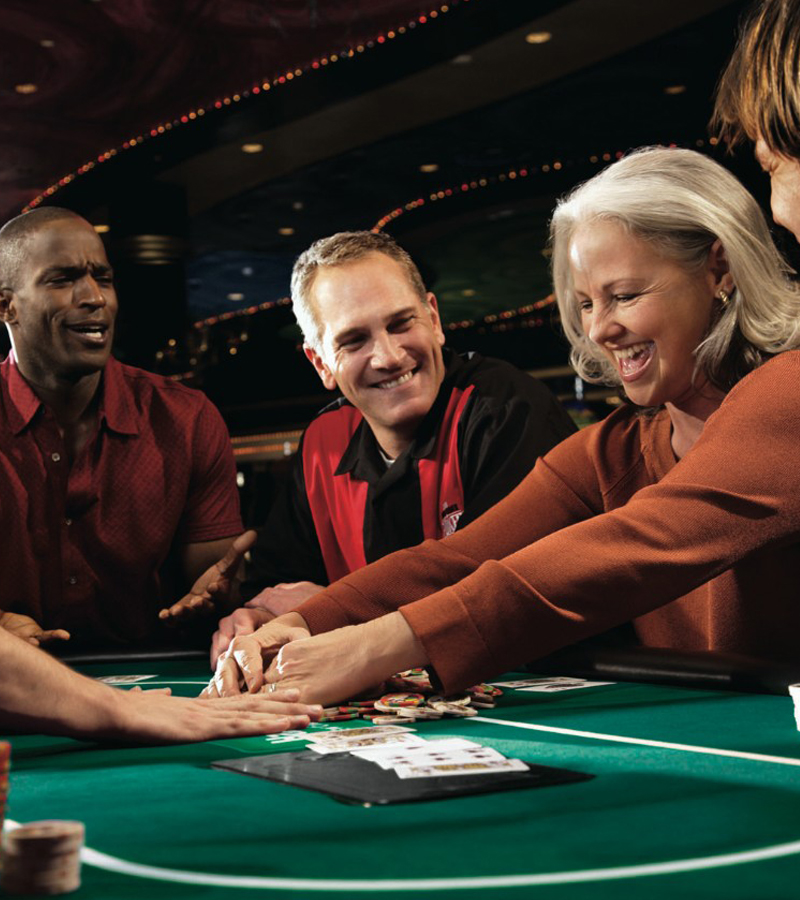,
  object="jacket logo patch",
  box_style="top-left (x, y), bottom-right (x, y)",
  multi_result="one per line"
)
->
top-left (441, 502), bottom-right (463, 537)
